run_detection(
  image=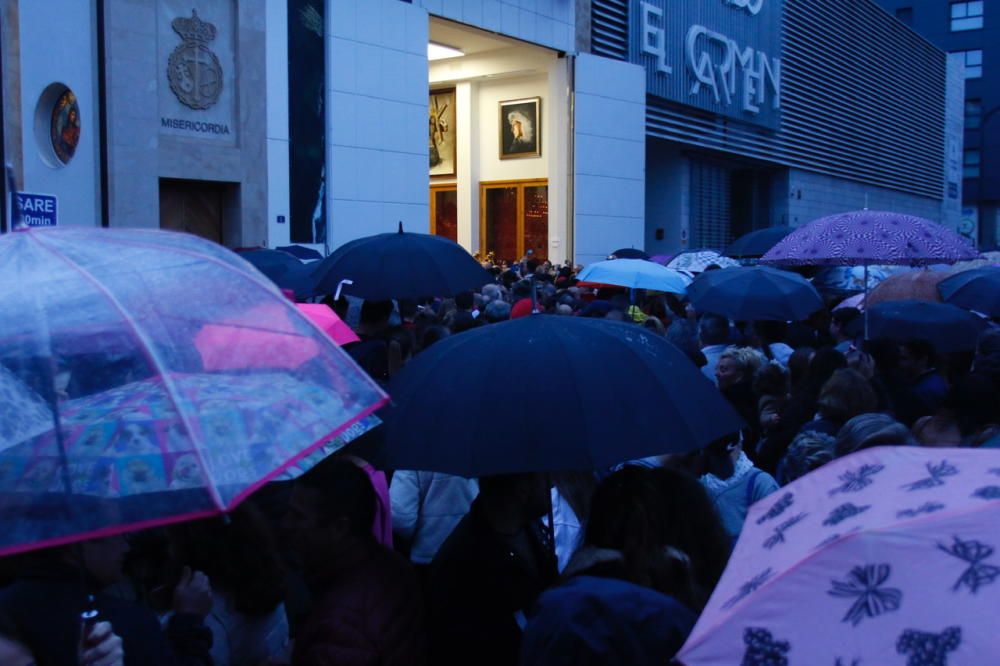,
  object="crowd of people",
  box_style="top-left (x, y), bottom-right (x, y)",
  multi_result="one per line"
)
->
top-left (1, 254), bottom-right (998, 665)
